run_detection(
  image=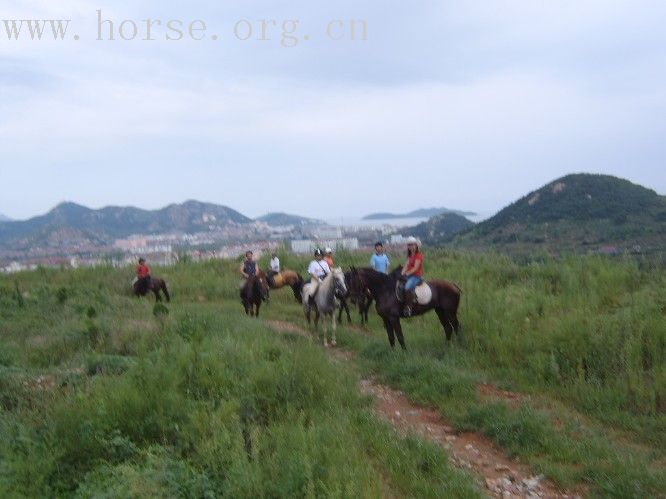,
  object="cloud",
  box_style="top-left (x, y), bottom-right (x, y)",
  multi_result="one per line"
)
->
top-left (0, 0), bottom-right (664, 219)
